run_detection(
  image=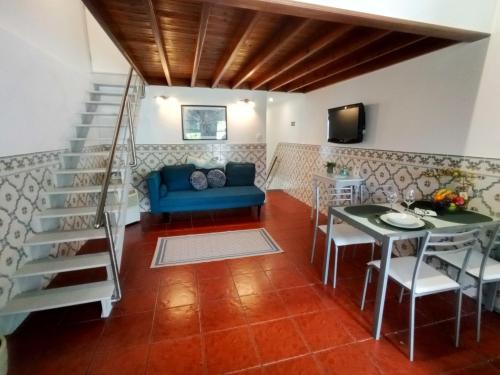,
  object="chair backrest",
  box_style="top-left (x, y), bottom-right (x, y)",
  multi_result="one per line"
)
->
top-left (479, 223), bottom-right (500, 280)
top-left (326, 186), bottom-right (353, 207)
top-left (411, 228), bottom-right (481, 295)
top-left (360, 183), bottom-right (397, 204)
